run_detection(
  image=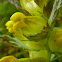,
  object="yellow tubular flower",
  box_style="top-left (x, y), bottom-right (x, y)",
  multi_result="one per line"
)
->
top-left (5, 12), bottom-right (26, 33)
top-left (5, 12), bottom-right (47, 40)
